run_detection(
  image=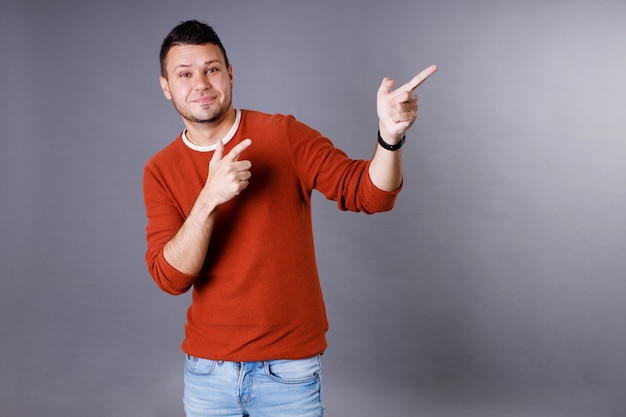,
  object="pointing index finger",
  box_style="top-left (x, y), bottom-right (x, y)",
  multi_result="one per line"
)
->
top-left (404, 64), bottom-right (438, 92)
top-left (225, 138), bottom-right (252, 161)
